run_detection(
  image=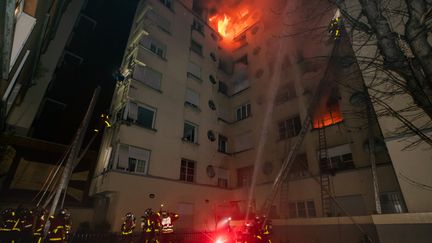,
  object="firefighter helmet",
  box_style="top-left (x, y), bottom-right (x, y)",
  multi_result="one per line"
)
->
top-left (125, 212), bottom-right (134, 219)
